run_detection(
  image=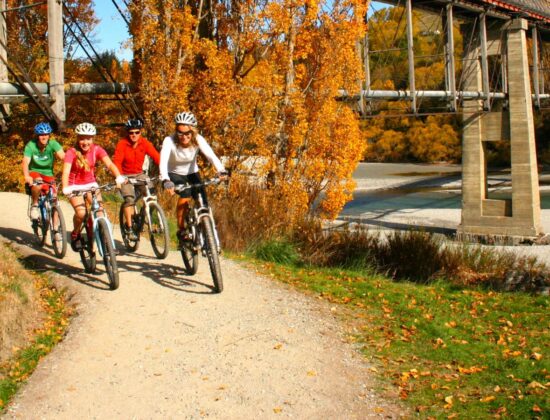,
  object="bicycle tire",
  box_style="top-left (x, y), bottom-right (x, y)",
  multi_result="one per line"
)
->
top-left (200, 217), bottom-right (223, 293)
top-left (79, 230), bottom-right (96, 273)
top-left (50, 205), bottom-right (67, 258)
top-left (32, 207), bottom-right (47, 247)
top-left (98, 219), bottom-right (119, 290)
top-left (148, 202), bottom-right (170, 259)
top-left (119, 204), bottom-right (139, 252)
top-left (180, 240), bottom-right (198, 275)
